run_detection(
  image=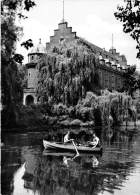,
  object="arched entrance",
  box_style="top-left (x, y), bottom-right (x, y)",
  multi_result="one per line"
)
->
top-left (25, 95), bottom-right (34, 105)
